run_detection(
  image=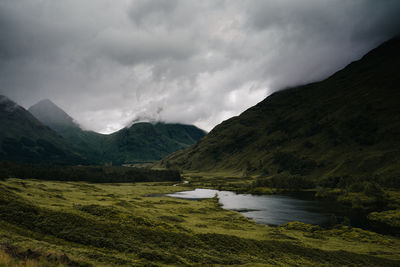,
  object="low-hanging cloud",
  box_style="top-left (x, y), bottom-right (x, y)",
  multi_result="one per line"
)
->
top-left (0, 0), bottom-right (399, 133)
